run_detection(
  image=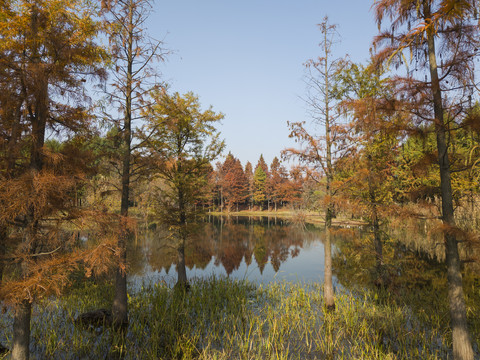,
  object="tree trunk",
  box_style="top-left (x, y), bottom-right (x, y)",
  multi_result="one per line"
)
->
top-left (372, 212), bottom-right (383, 280)
top-left (112, 126), bottom-right (130, 326)
top-left (112, 233), bottom-right (128, 327)
top-left (424, 5), bottom-right (474, 358)
top-left (323, 23), bottom-right (335, 310)
top-left (368, 157), bottom-right (383, 283)
top-left (11, 301), bottom-right (31, 360)
top-left (0, 226), bottom-right (5, 285)
top-left (176, 184), bottom-right (188, 287)
top-left (2, 100), bottom-right (23, 290)
top-left (12, 66), bottom-right (49, 360)
top-left (112, 1), bottom-right (135, 327)
top-left (220, 188), bottom-right (223, 212)
top-left (323, 226), bottom-right (335, 311)
top-left (176, 240), bottom-right (188, 286)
